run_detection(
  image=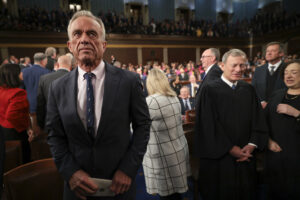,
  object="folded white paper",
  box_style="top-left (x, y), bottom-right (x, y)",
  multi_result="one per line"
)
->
top-left (88, 178), bottom-right (115, 197)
